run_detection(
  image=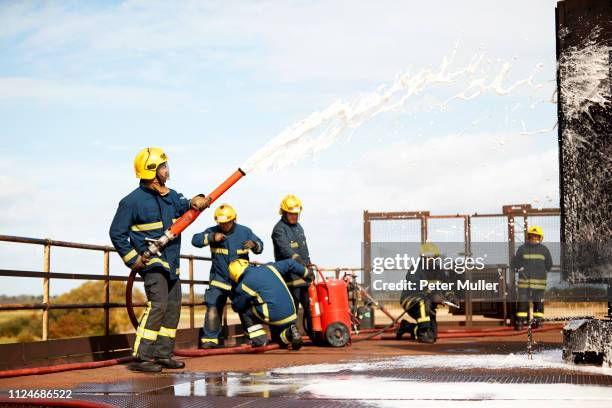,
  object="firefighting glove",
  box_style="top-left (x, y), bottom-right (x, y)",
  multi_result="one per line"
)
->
top-left (304, 266), bottom-right (316, 283)
top-left (132, 252), bottom-right (151, 272)
top-left (292, 255), bottom-right (307, 266)
top-left (243, 240), bottom-right (259, 251)
top-left (430, 292), bottom-right (445, 305)
top-left (190, 194), bottom-right (209, 211)
top-left (445, 291), bottom-right (459, 306)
